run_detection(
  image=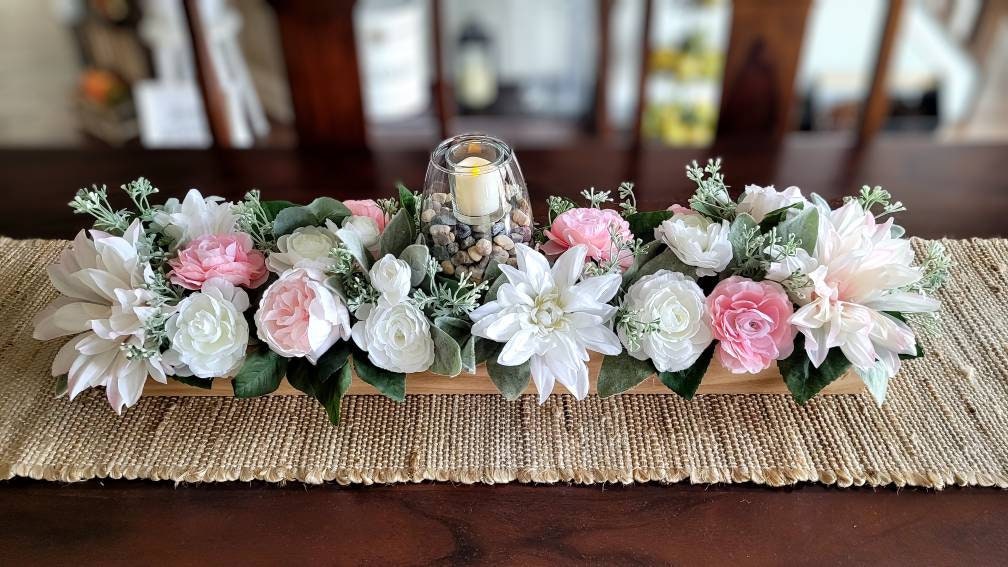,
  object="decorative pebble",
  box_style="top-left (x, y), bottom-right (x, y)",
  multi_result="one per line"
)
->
top-left (440, 260), bottom-right (455, 275)
top-left (491, 249), bottom-right (509, 263)
top-left (469, 267), bottom-right (484, 282)
top-left (467, 246), bottom-right (483, 262)
top-left (421, 209), bottom-right (436, 223)
top-left (511, 209), bottom-right (530, 227)
top-left (432, 245), bottom-right (449, 262)
top-left (432, 230), bottom-right (454, 246)
top-left (505, 257), bottom-right (518, 267)
top-left (446, 242), bottom-right (459, 254)
top-left (461, 236), bottom-right (475, 248)
top-left (491, 222), bottom-right (506, 237)
top-left (493, 234), bottom-right (514, 250)
top-left (433, 213), bottom-right (456, 226)
top-left (510, 232), bottom-right (525, 244)
top-left (475, 238), bottom-right (492, 256)
top-left (430, 224), bottom-right (450, 236)
top-left (452, 251), bottom-right (472, 266)
top-left (455, 223), bottom-right (472, 240)
top-left (430, 201), bottom-right (443, 212)
top-left (430, 192), bottom-right (449, 204)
